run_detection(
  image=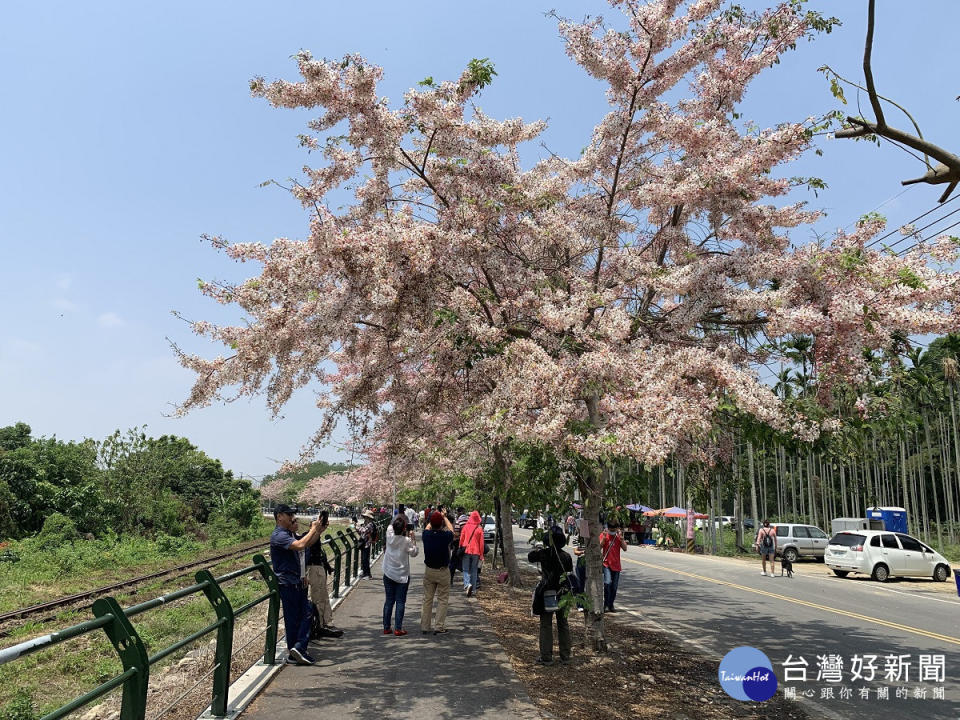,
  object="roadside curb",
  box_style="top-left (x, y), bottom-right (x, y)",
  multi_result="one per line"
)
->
top-left (195, 547), bottom-right (385, 720)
